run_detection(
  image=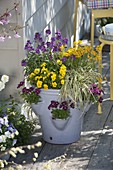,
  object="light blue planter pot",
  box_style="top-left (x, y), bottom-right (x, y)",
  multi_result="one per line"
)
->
top-left (31, 89), bottom-right (83, 144)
